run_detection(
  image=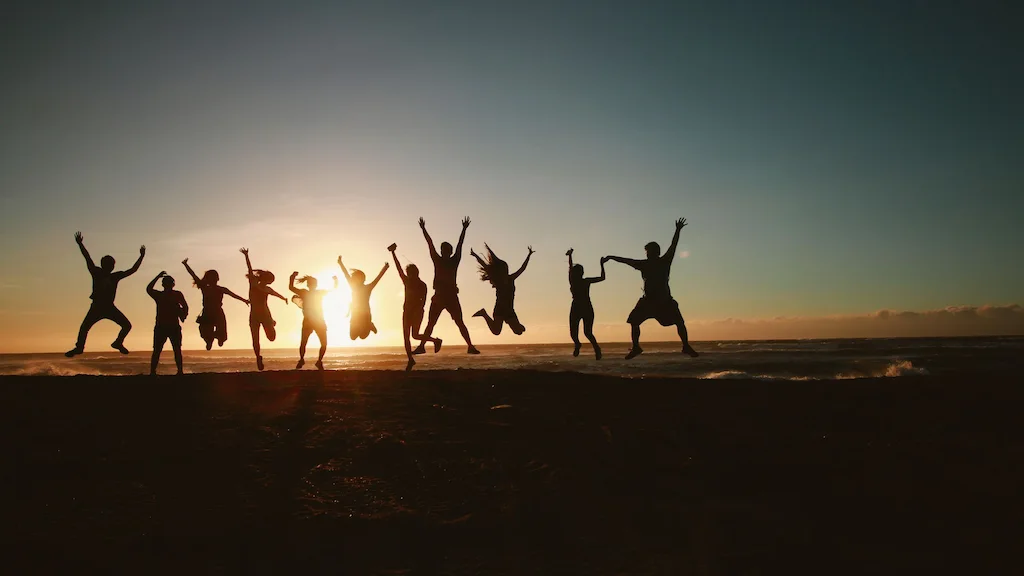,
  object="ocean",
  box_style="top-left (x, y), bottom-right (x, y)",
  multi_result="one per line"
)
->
top-left (2, 336), bottom-right (1021, 379)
